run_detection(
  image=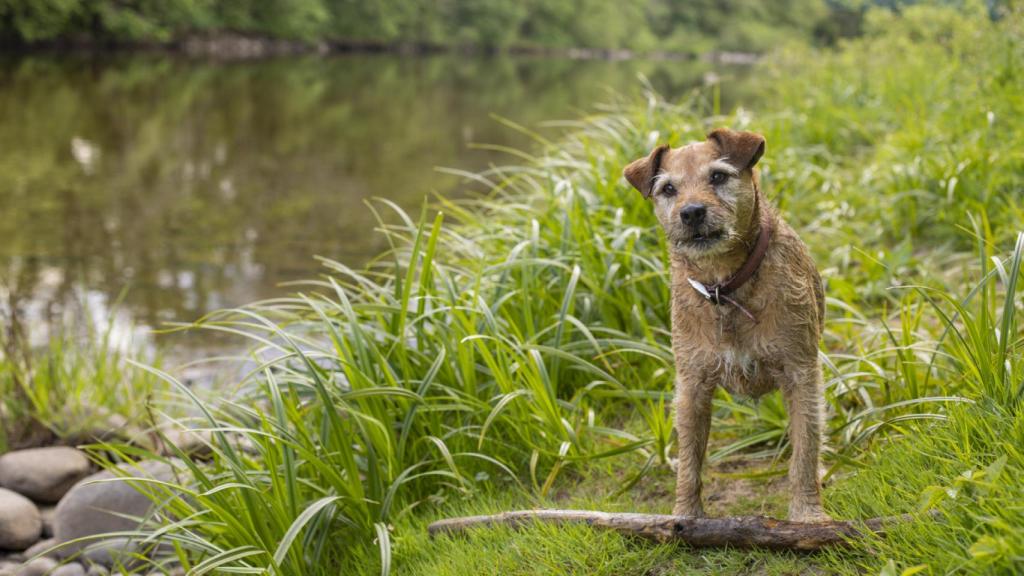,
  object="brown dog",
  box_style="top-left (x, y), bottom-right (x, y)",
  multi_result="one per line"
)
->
top-left (623, 128), bottom-right (830, 523)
